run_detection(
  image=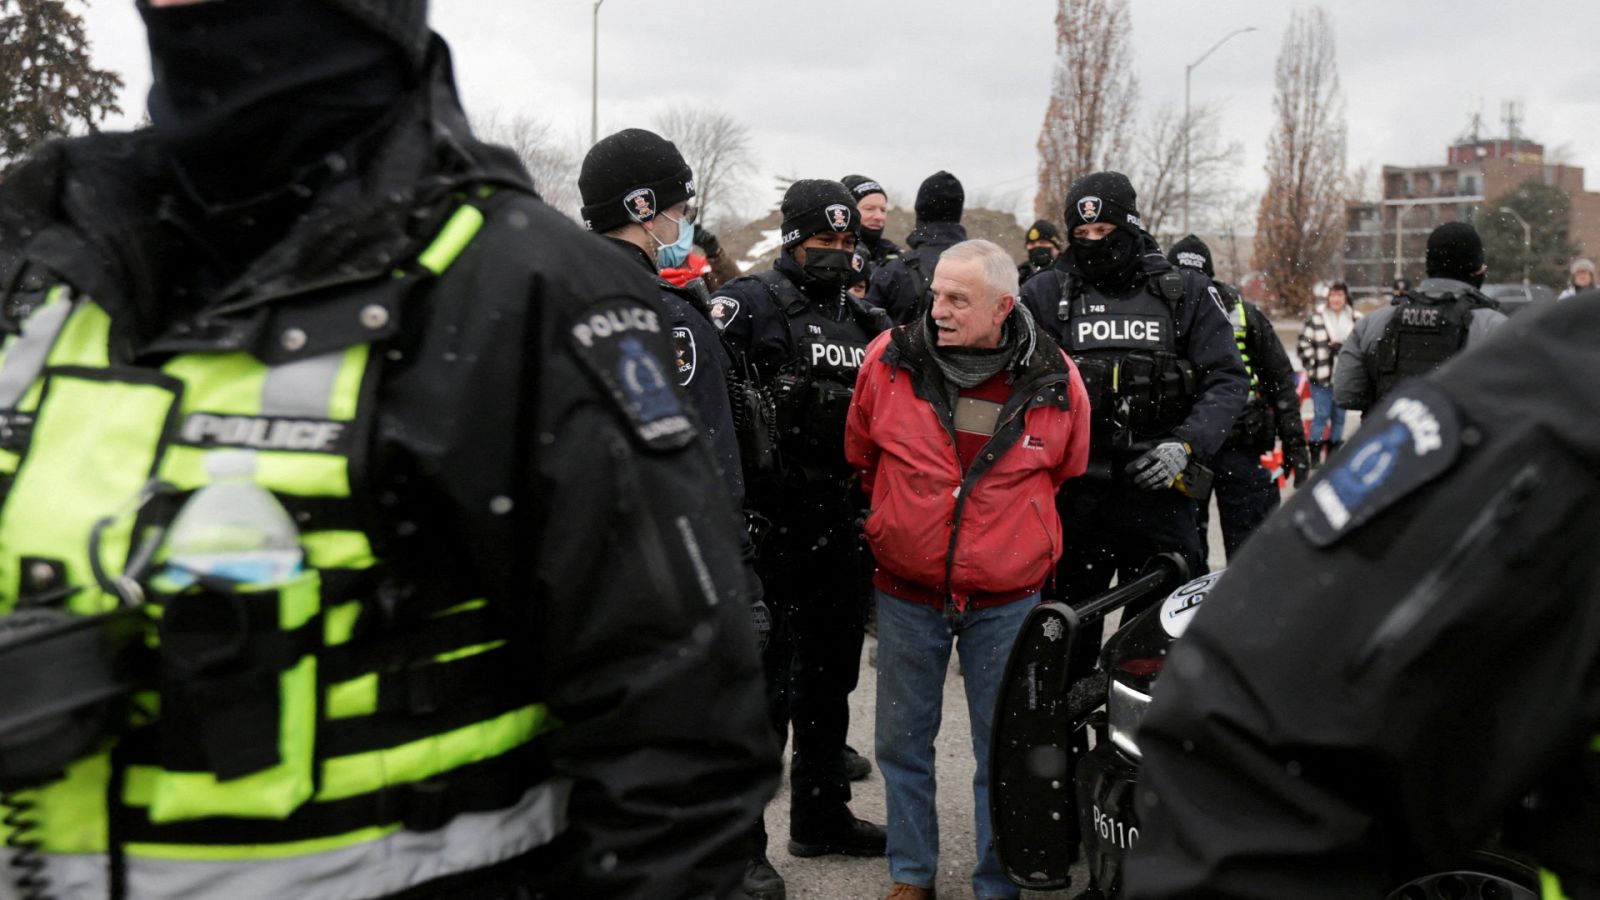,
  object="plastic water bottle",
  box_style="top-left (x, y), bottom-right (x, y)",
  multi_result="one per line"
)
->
top-left (163, 450), bottom-right (303, 588)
